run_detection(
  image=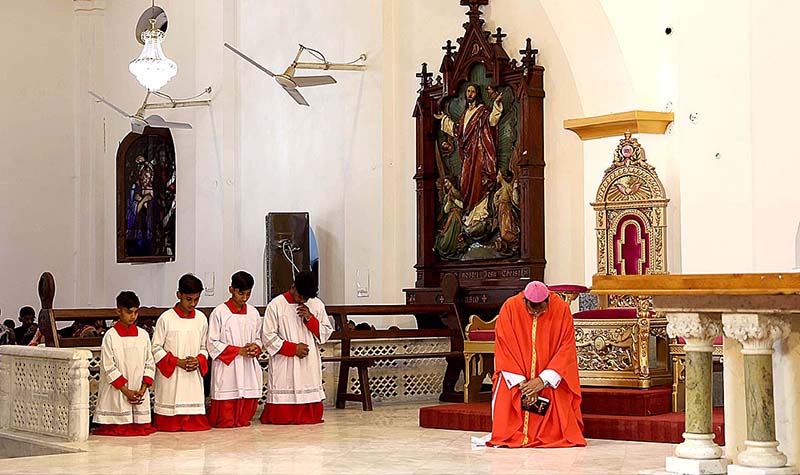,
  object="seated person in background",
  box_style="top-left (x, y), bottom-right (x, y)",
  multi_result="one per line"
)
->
top-left (58, 321), bottom-right (81, 339)
top-left (345, 320), bottom-right (377, 331)
top-left (207, 271), bottom-right (263, 428)
top-left (93, 291), bottom-right (156, 436)
top-left (0, 315), bottom-right (15, 345)
top-left (72, 319), bottom-right (108, 338)
top-left (27, 328), bottom-right (45, 346)
top-left (15, 306), bottom-right (37, 345)
top-left (261, 271), bottom-right (334, 425)
top-left (488, 281), bottom-right (586, 448)
top-left (151, 274), bottom-right (211, 432)
top-left (138, 317), bottom-right (156, 338)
